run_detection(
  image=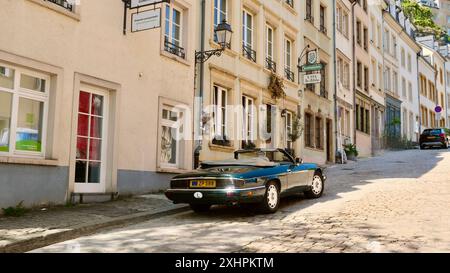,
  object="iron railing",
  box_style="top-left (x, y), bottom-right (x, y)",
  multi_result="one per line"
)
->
top-left (266, 58), bottom-right (277, 73)
top-left (285, 68), bottom-right (295, 82)
top-left (164, 38), bottom-right (186, 59)
top-left (47, 0), bottom-right (74, 12)
top-left (243, 44), bottom-right (256, 62)
top-left (285, 0), bottom-right (294, 8)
